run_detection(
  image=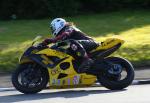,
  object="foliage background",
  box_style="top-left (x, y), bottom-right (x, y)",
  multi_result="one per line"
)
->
top-left (0, 1), bottom-right (150, 72)
top-left (1, 0), bottom-right (150, 20)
